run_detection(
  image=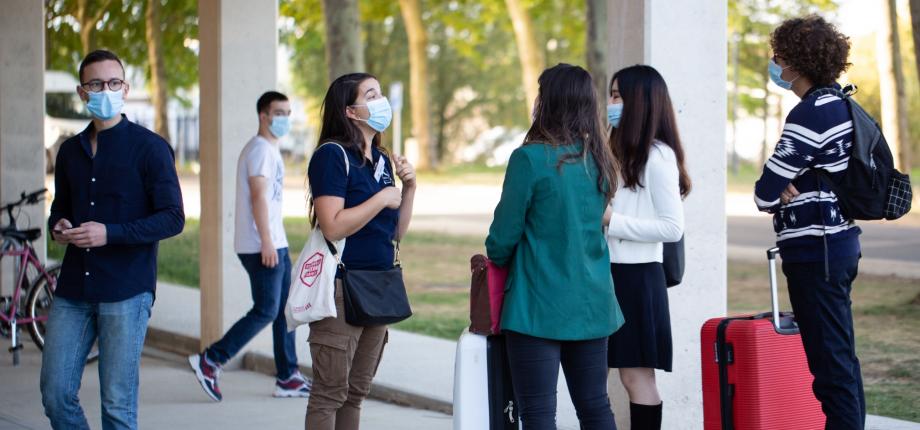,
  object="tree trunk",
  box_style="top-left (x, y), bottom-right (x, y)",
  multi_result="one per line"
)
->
top-left (760, 69), bottom-right (771, 168)
top-left (505, 0), bottom-right (545, 120)
top-left (76, 0), bottom-right (95, 55)
top-left (586, 0), bottom-right (608, 108)
top-left (877, 0), bottom-right (911, 172)
top-left (321, 0), bottom-right (365, 83)
top-left (399, 0), bottom-right (435, 170)
top-left (145, 0), bottom-right (171, 142)
top-left (74, 0), bottom-right (112, 55)
top-left (911, 0), bottom-right (920, 97)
